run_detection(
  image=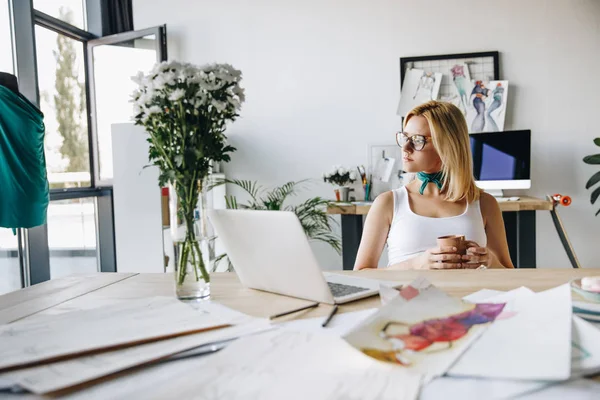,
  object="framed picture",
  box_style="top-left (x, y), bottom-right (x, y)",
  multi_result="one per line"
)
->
top-left (399, 51), bottom-right (501, 131)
